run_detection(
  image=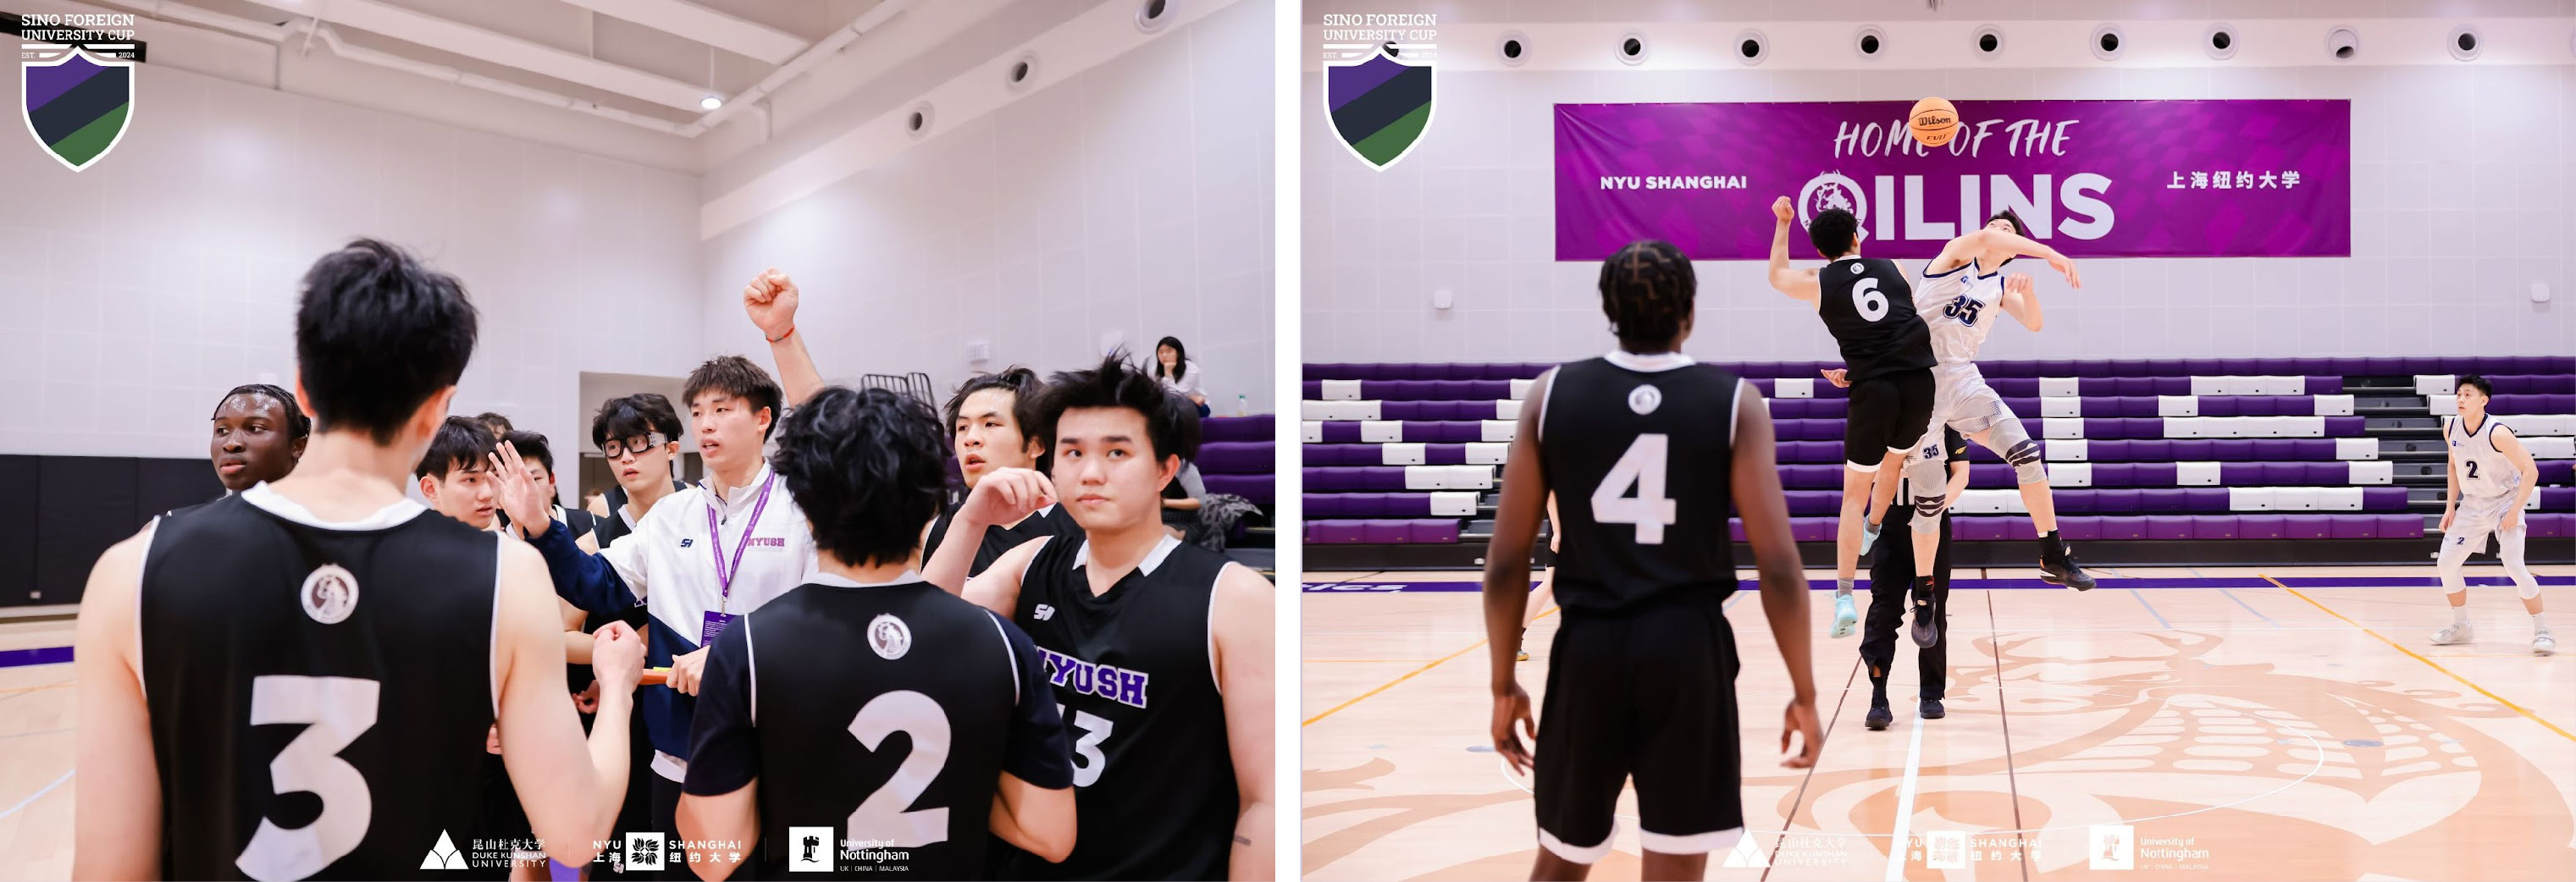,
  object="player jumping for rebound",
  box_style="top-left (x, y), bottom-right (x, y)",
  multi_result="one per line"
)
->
top-left (1899, 211), bottom-right (2094, 648)
top-left (2431, 376), bottom-right (2552, 655)
top-left (1768, 196), bottom-right (1938, 641)
top-left (1484, 240), bottom-right (1821, 882)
